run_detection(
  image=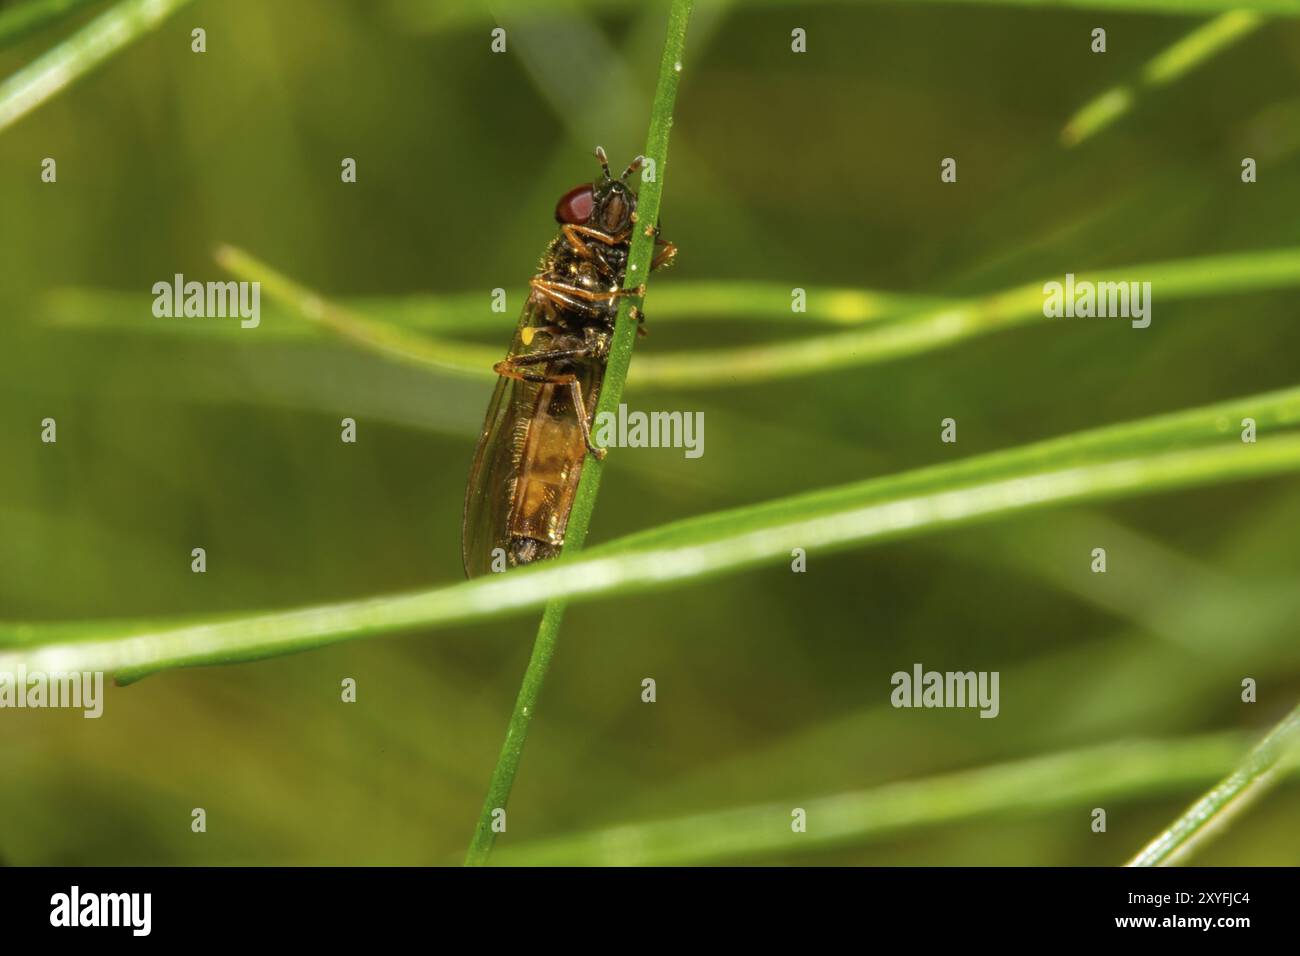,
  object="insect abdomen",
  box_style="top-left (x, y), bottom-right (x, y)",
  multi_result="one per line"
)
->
top-left (507, 382), bottom-right (589, 563)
